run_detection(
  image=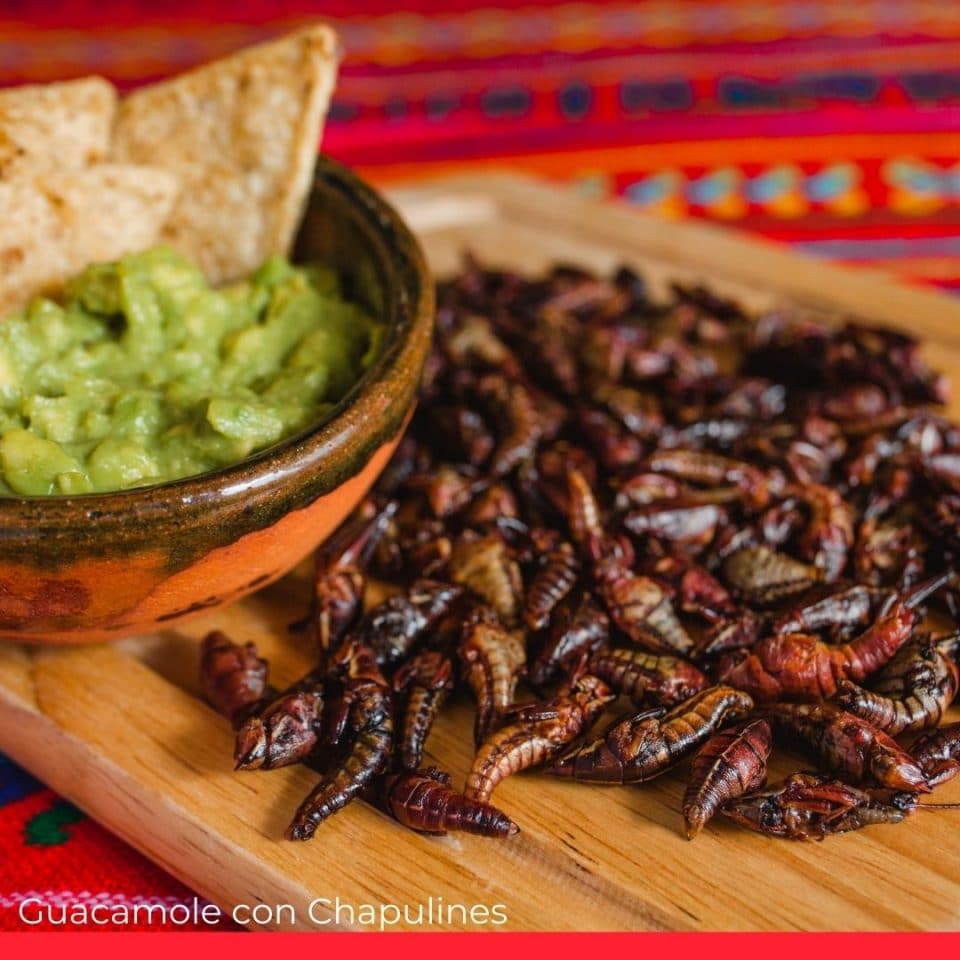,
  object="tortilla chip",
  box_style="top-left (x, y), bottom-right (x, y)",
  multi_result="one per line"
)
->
top-left (0, 164), bottom-right (179, 316)
top-left (0, 77), bottom-right (116, 180)
top-left (111, 25), bottom-right (340, 285)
